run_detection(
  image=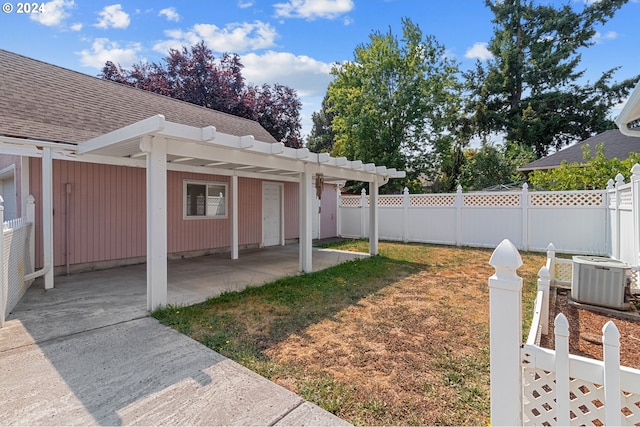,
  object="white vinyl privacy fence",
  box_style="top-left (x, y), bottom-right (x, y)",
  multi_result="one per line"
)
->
top-left (340, 184), bottom-right (608, 255)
